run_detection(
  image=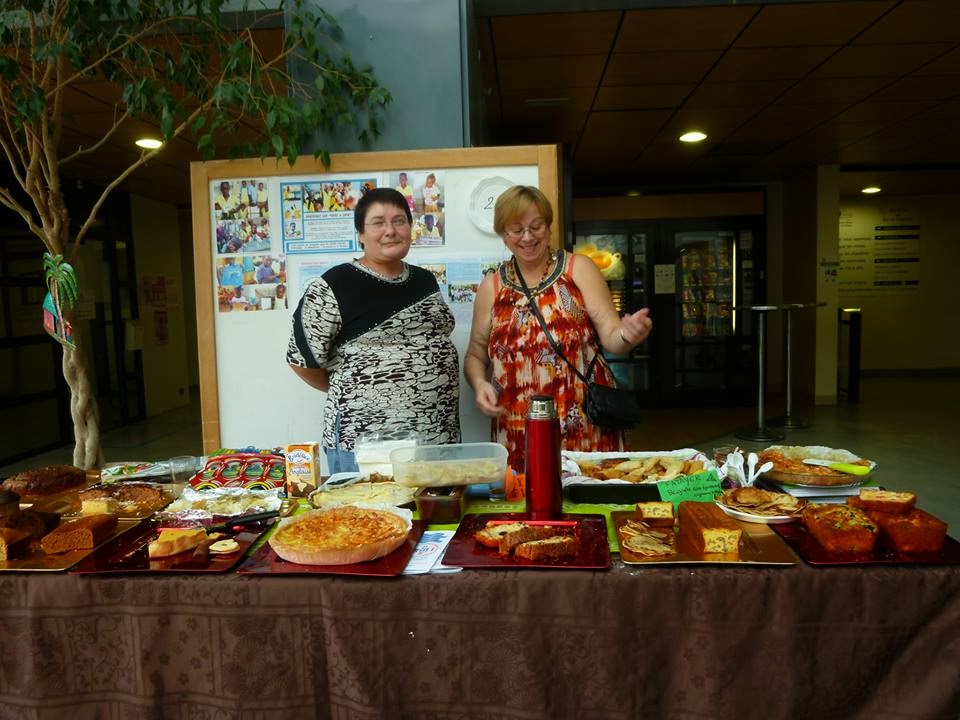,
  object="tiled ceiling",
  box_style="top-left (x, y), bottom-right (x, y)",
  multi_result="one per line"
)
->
top-left (475, 0), bottom-right (960, 196)
top-left (31, 2), bottom-right (960, 206)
